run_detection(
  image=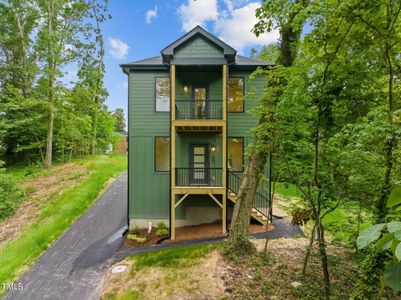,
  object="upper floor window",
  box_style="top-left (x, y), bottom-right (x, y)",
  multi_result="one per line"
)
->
top-left (228, 77), bottom-right (244, 113)
top-left (155, 137), bottom-right (170, 171)
top-left (155, 77), bottom-right (170, 112)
